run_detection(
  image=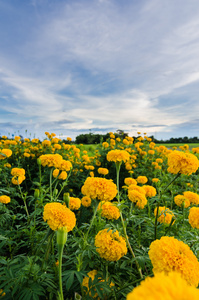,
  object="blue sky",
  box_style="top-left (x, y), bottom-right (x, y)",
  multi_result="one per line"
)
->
top-left (1, 0), bottom-right (199, 141)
